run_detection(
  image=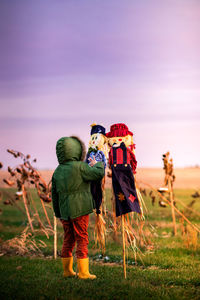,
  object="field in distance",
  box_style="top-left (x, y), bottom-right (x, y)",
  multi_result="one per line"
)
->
top-left (0, 167), bottom-right (199, 189)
